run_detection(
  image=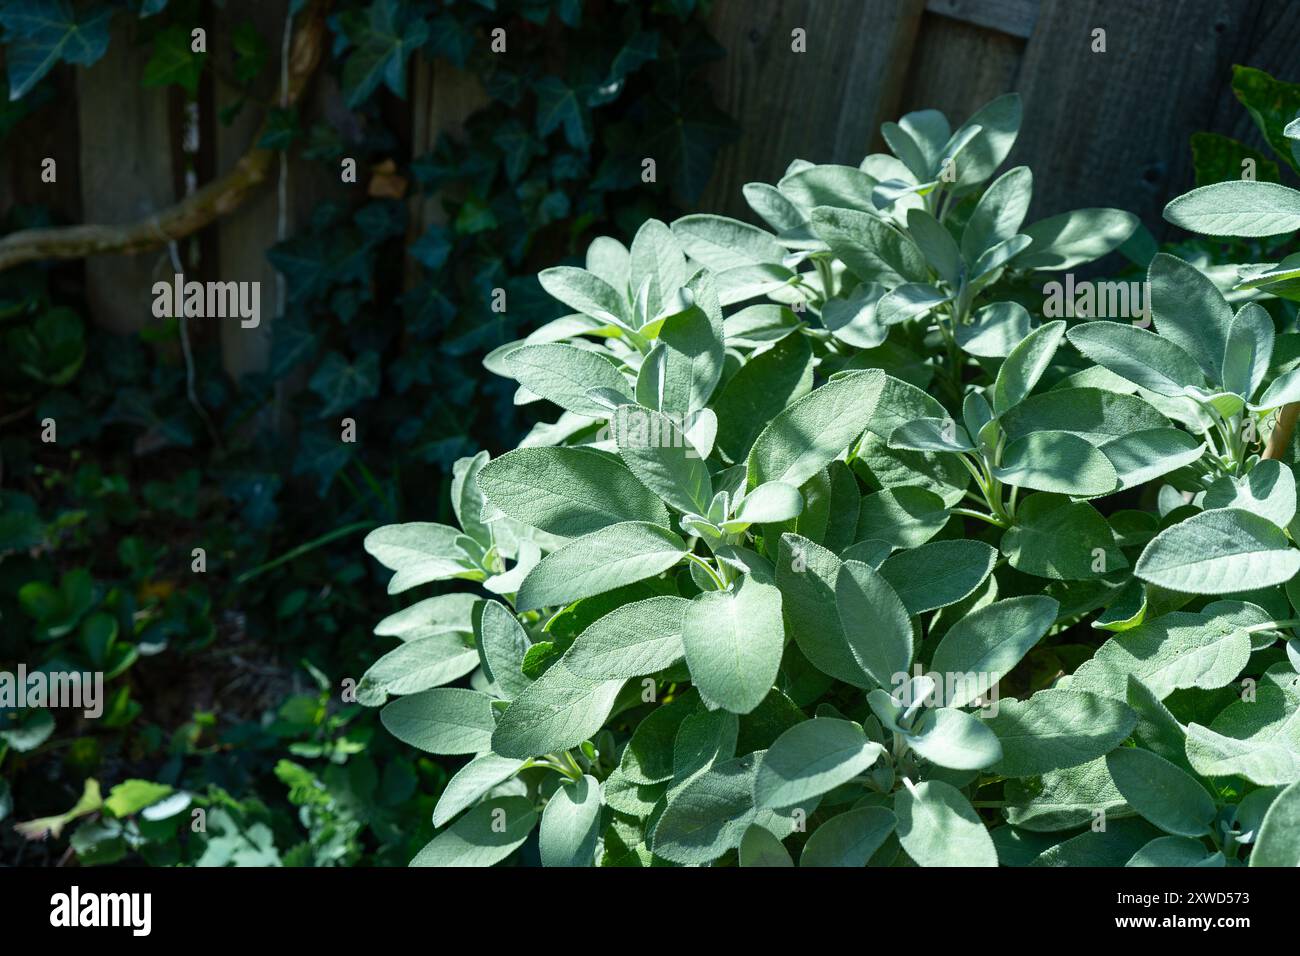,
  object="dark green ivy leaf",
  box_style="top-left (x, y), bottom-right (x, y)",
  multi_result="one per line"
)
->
top-left (309, 350), bottom-right (381, 419)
